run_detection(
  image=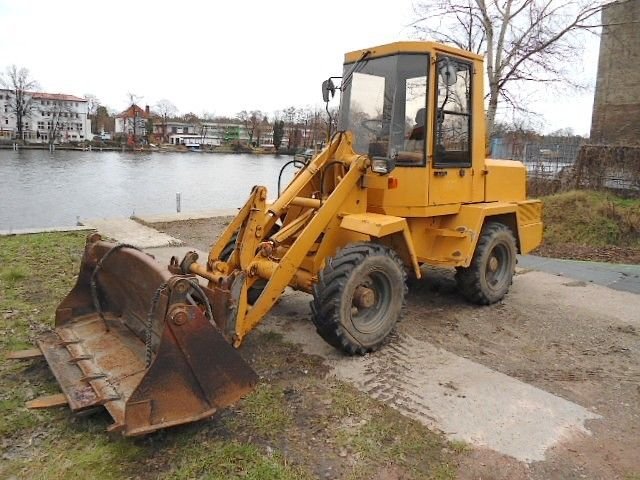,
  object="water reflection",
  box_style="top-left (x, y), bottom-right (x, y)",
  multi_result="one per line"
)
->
top-left (0, 149), bottom-right (294, 229)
